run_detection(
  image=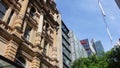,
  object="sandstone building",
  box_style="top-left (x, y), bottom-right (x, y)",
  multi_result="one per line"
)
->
top-left (0, 0), bottom-right (61, 68)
